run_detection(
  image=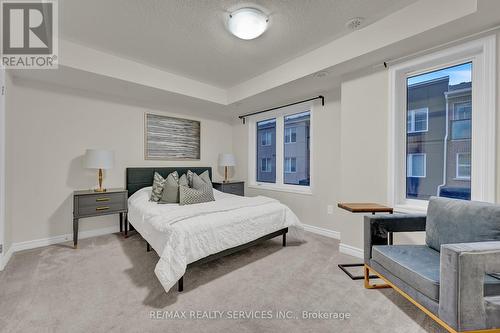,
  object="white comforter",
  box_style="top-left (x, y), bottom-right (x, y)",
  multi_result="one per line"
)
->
top-left (128, 188), bottom-right (303, 292)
